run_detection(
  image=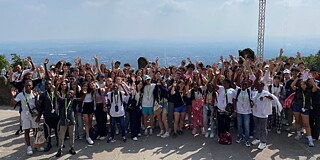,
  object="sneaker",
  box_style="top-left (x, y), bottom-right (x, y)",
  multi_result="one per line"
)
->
top-left (15, 129), bottom-right (22, 135)
top-left (55, 148), bottom-right (62, 157)
top-left (236, 137), bottom-right (243, 143)
top-left (37, 146), bottom-right (45, 152)
top-left (99, 136), bottom-right (106, 140)
top-left (116, 129), bottom-right (119, 135)
top-left (86, 137), bottom-right (94, 145)
top-left (157, 130), bottom-right (164, 137)
top-left (309, 141), bottom-right (315, 147)
top-left (149, 129), bottom-right (153, 135)
top-left (205, 132), bottom-right (210, 138)
top-left (44, 143), bottom-right (52, 152)
top-left (294, 134), bottom-right (302, 141)
top-left (192, 128), bottom-right (197, 135)
top-left (201, 128), bottom-right (206, 135)
top-left (69, 147), bottom-right (76, 155)
top-left (178, 130), bottom-right (183, 135)
top-left (245, 141), bottom-right (251, 147)
top-left (144, 129), bottom-right (148, 136)
top-left (79, 136), bottom-right (83, 140)
top-left (249, 136), bottom-right (253, 139)
top-left (122, 136), bottom-right (127, 142)
top-left (172, 132), bottom-right (178, 138)
top-left (107, 137), bottom-right (116, 143)
top-left (161, 132), bottom-right (170, 138)
top-left (276, 129), bottom-right (281, 134)
top-left (210, 132), bottom-right (215, 138)
top-left (26, 146), bottom-right (33, 155)
top-left (138, 133), bottom-right (142, 137)
top-left (251, 139), bottom-right (261, 145)
top-left (132, 137), bottom-right (138, 141)
top-left (258, 143), bottom-right (267, 149)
